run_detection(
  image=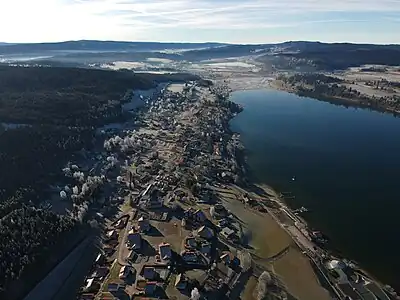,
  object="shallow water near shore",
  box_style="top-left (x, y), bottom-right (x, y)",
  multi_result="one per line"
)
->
top-left (230, 89), bottom-right (400, 290)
